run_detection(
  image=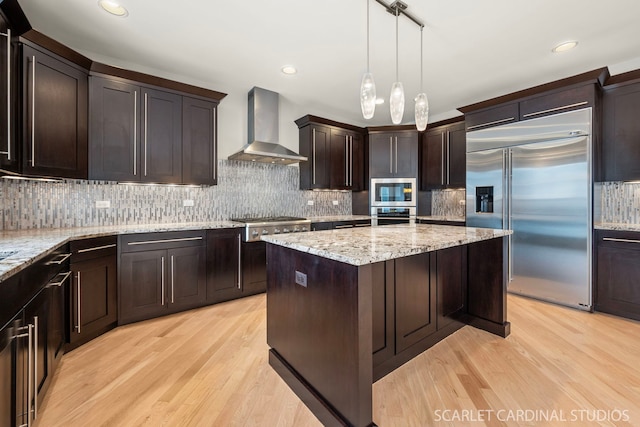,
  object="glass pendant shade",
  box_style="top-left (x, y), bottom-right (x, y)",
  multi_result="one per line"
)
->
top-left (414, 92), bottom-right (429, 131)
top-left (360, 72), bottom-right (376, 119)
top-left (390, 82), bottom-right (405, 124)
